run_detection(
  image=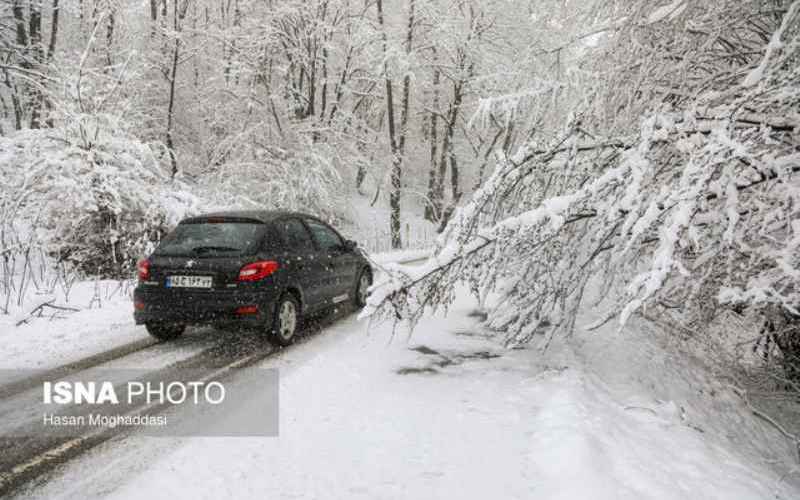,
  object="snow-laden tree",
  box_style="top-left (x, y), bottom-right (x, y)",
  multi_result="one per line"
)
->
top-left (411, 0), bottom-right (595, 228)
top-left (0, 22), bottom-right (199, 278)
top-left (363, 0), bottom-right (800, 380)
top-left (3, 0), bottom-right (595, 255)
top-left (153, 0), bottom-right (378, 223)
top-left (0, 114), bottom-right (197, 277)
